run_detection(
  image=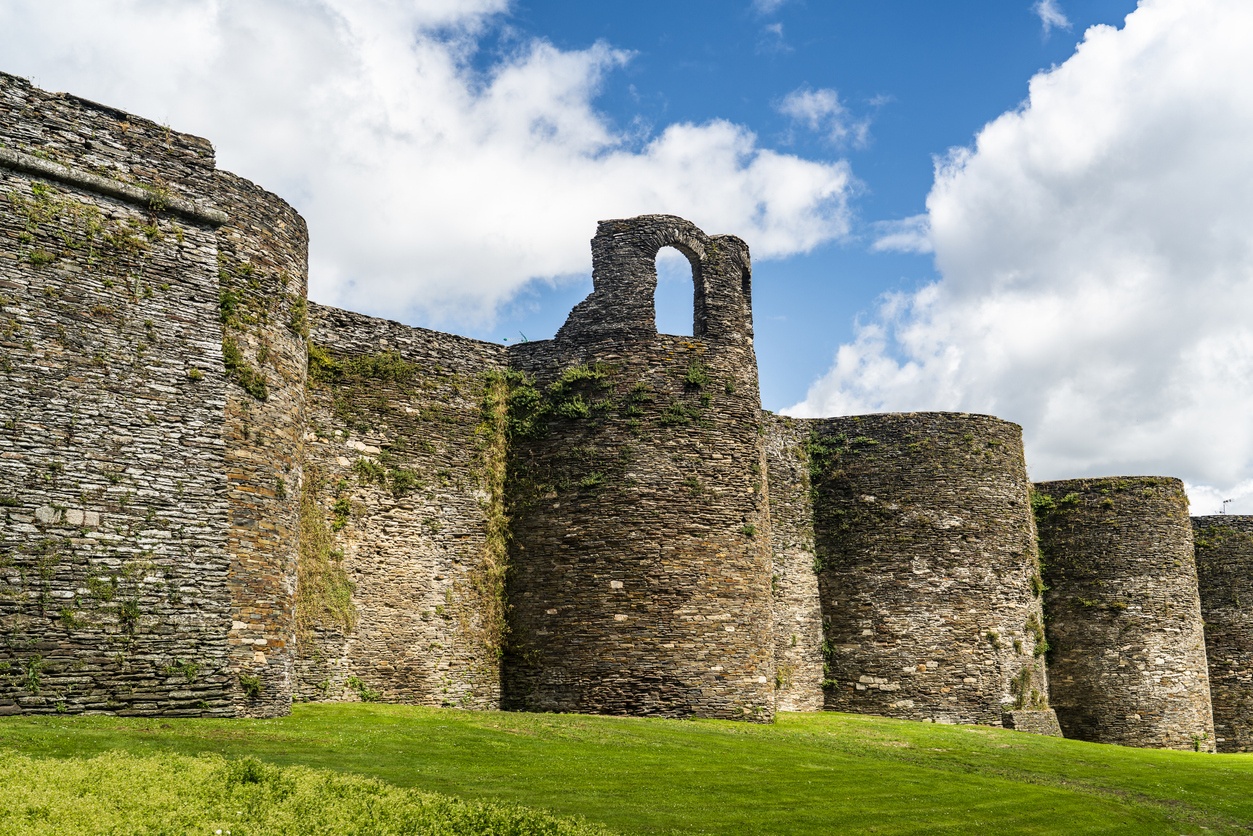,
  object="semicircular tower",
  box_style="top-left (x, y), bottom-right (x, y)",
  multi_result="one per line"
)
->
top-left (811, 412), bottom-right (1053, 727)
top-left (1035, 477), bottom-right (1215, 750)
top-left (1192, 514), bottom-right (1253, 752)
top-left (502, 215), bottom-right (775, 721)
